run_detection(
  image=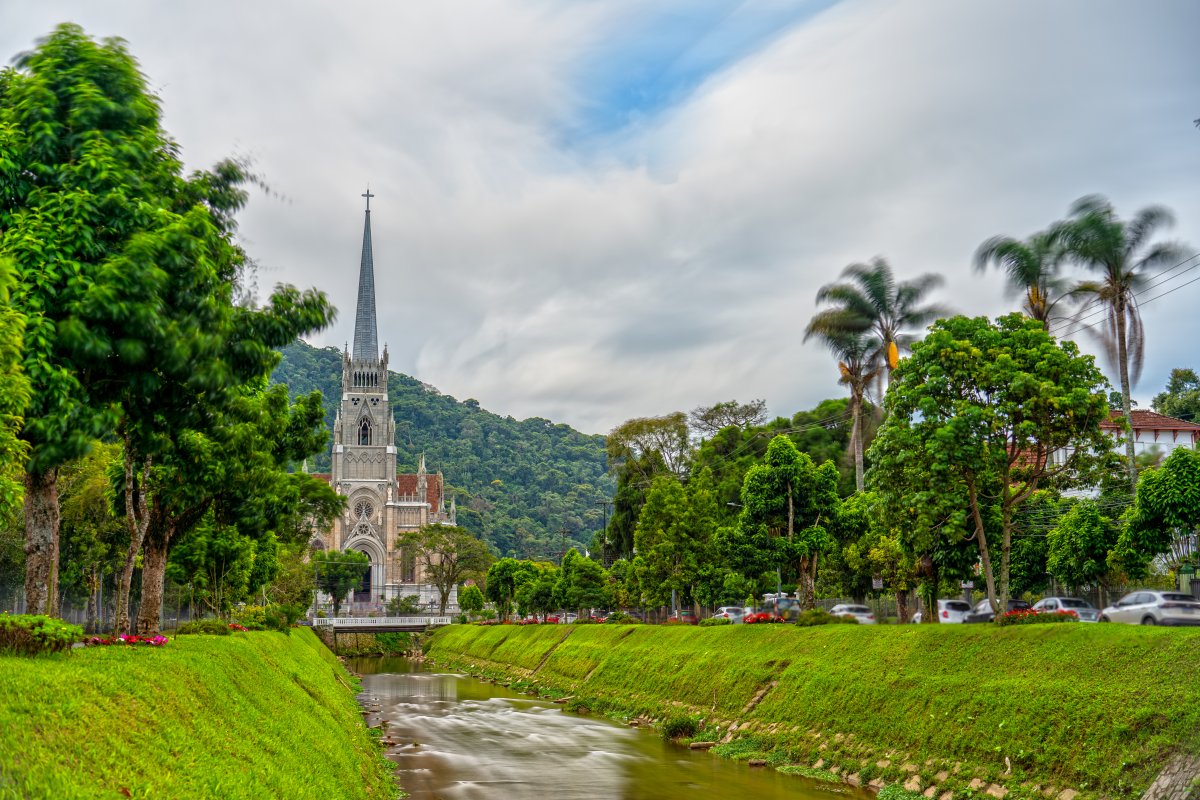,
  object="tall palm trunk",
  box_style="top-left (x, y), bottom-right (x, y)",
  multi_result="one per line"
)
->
top-left (23, 468), bottom-right (59, 615)
top-left (1114, 299), bottom-right (1138, 494)
top-left (850, 391), bottom-right (864, 492)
